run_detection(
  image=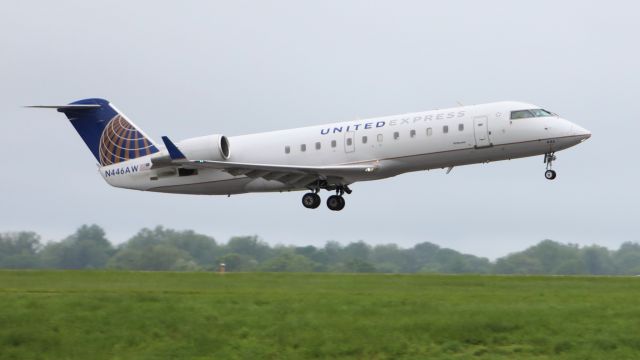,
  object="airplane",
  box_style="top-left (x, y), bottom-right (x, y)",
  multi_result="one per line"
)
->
top-left (30, 98), bottom-right (591, 211)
